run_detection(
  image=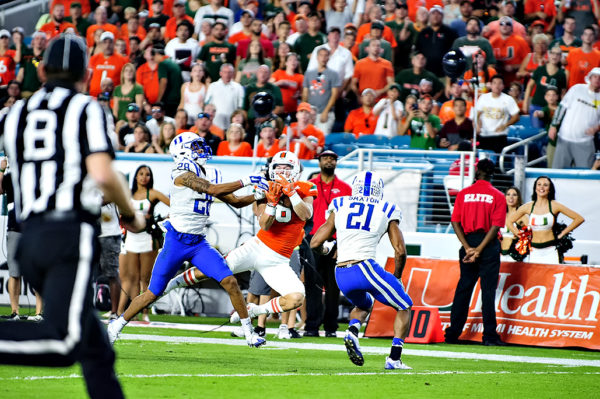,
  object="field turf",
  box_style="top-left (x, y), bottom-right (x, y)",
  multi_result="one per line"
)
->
top-left (1, 312), bottom-right (599, 398)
